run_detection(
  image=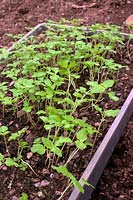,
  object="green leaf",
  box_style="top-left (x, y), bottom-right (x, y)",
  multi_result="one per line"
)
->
top-left (23, 106), bottom-right (32, 113)
top-left (63, 115), bottom-right (74, 122)
top-left (32, 71), bottom-right (46, 77)
top-left (19, 192), bottom-right (28, 200)
top-left (19, 141), bottom-right (29, 149)
top-left (91, 85), bottom-right (105, 94)
top-left (55, 136), bottom-right (72, 147)
top-left (0, 48), bottom-right (9, 60)
top-left (35, 91), bottom-right (46, 97)
top-left (31, 144), bottom-right (45, 155)
top-left (52, 165), bottom-right (69, 176)
top-left (101, 80), bottom-right (114, 89)
top-left (94, 105), bottom-right (102, 113)
top-left (75, 119), bottom-right (87, 127)
top-left (52, 165), bottom-right (84, 193)
top-left (108, 92), bottom-right (119, 101)
top-left (58, 60), bottom-right (69, 68)
top-left (2, 97), bottom-right (12, 105)
top-left (104, 109), bottom-right (120, 117)
top-left (8, 128), bottom-right (26, 141)
top-left (0, 153), bottom-right (4, 165)
top-left (87, 82), bottom-right (105, 94)
top-left (5, 158), bottom-right (18, 167)
top-left (71, 176), bottom-right (84, 193)
top-left (45, 79), bottom-right (52, 87)
top-left (0, 126), bottom-right (9, 136)
top-left (75, 140), bottom-right (87, 150)
top-left (39, 116), bottom-right (49, 123)
top-left (8, 133), bottom-right (19, 141)
top-left (81, 178), bottom-right (95, 189)
top-left (87, 80), bottom-right (115, 94)
top-left (76, 128), bottom-right (87, 142)
top-left (36, 110), bottom-right (45, 115)
top-left (86, 125), bottom-right (96, 135)
top-left (79, 87), bottom-right (87, 93)
top-left (42, 137), bottom-right (53, 149)
top-left (44, 124), bottom-right (53, 130)
top-left (23, 100), bottom-right (32, 113)
top-left (52, 146), bottom-right (62, 157)
top-left (85, 141), bottom-right (93, 147)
